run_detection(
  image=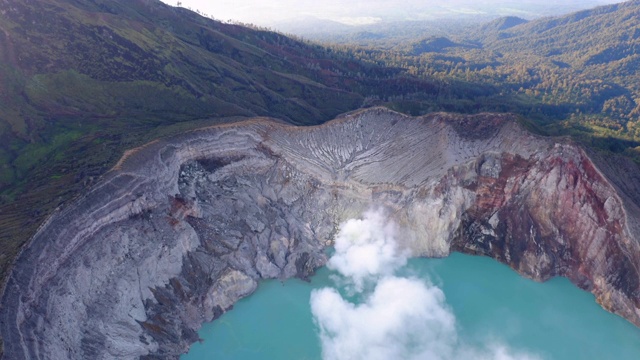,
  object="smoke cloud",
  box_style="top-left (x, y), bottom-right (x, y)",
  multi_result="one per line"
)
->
top-left (311, 209), bottom-right (541, 360)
